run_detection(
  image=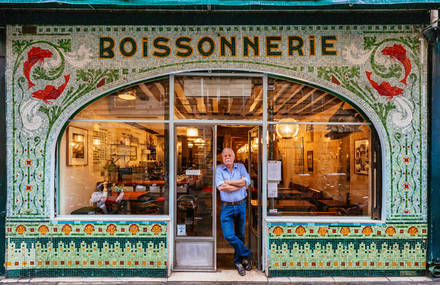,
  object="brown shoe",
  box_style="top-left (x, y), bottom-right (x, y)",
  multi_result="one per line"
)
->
top-left (242, 259), bottom-right (252, 271)
top-left (235, 263), bottom-right (246, 276)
